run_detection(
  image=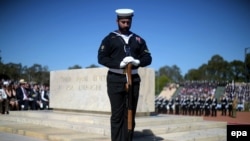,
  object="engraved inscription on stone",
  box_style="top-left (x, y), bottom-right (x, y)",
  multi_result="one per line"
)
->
top-left (50, 67), bottom-right (155, 113)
